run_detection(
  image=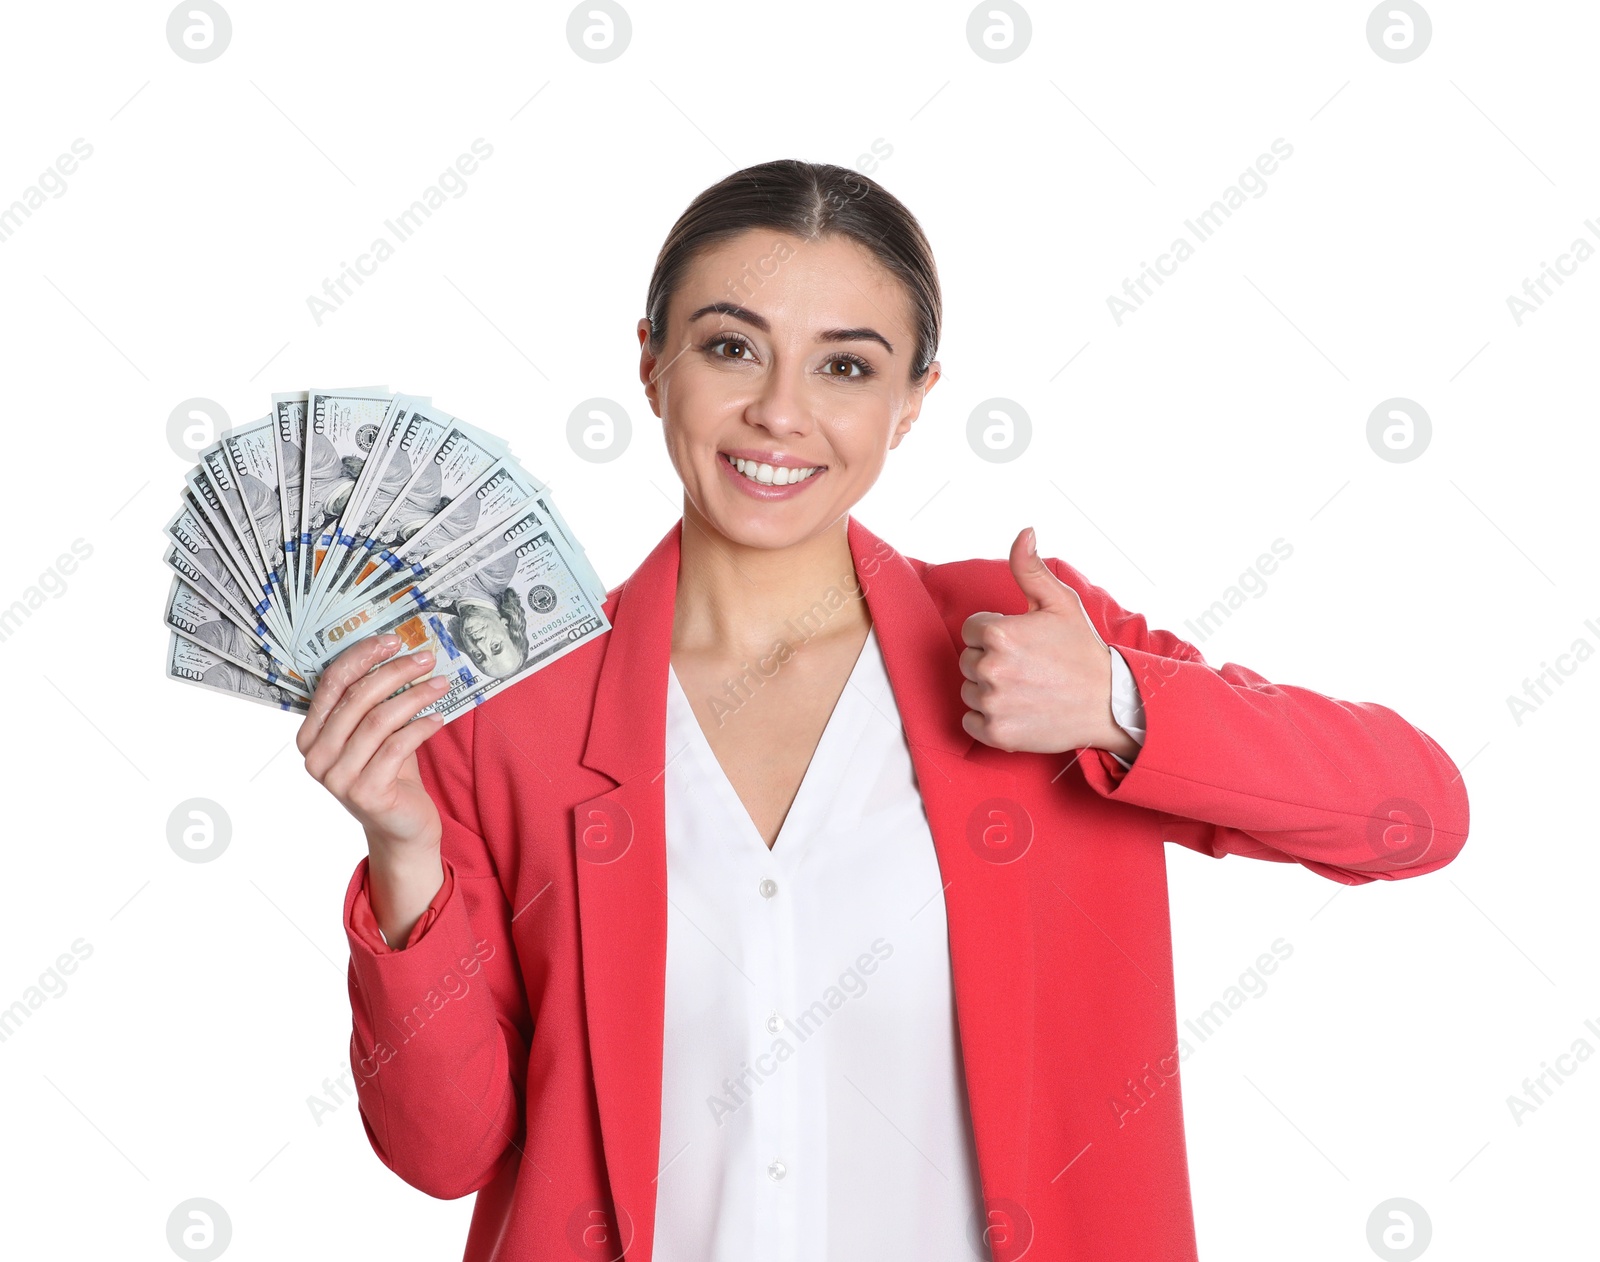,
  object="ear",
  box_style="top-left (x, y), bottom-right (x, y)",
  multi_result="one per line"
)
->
top-left (637, 318), bottom-right (663, 417)
top-left (887, 360), bottom-right (940, 450)
top-left (888, 401), bottom-right (920, 449)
